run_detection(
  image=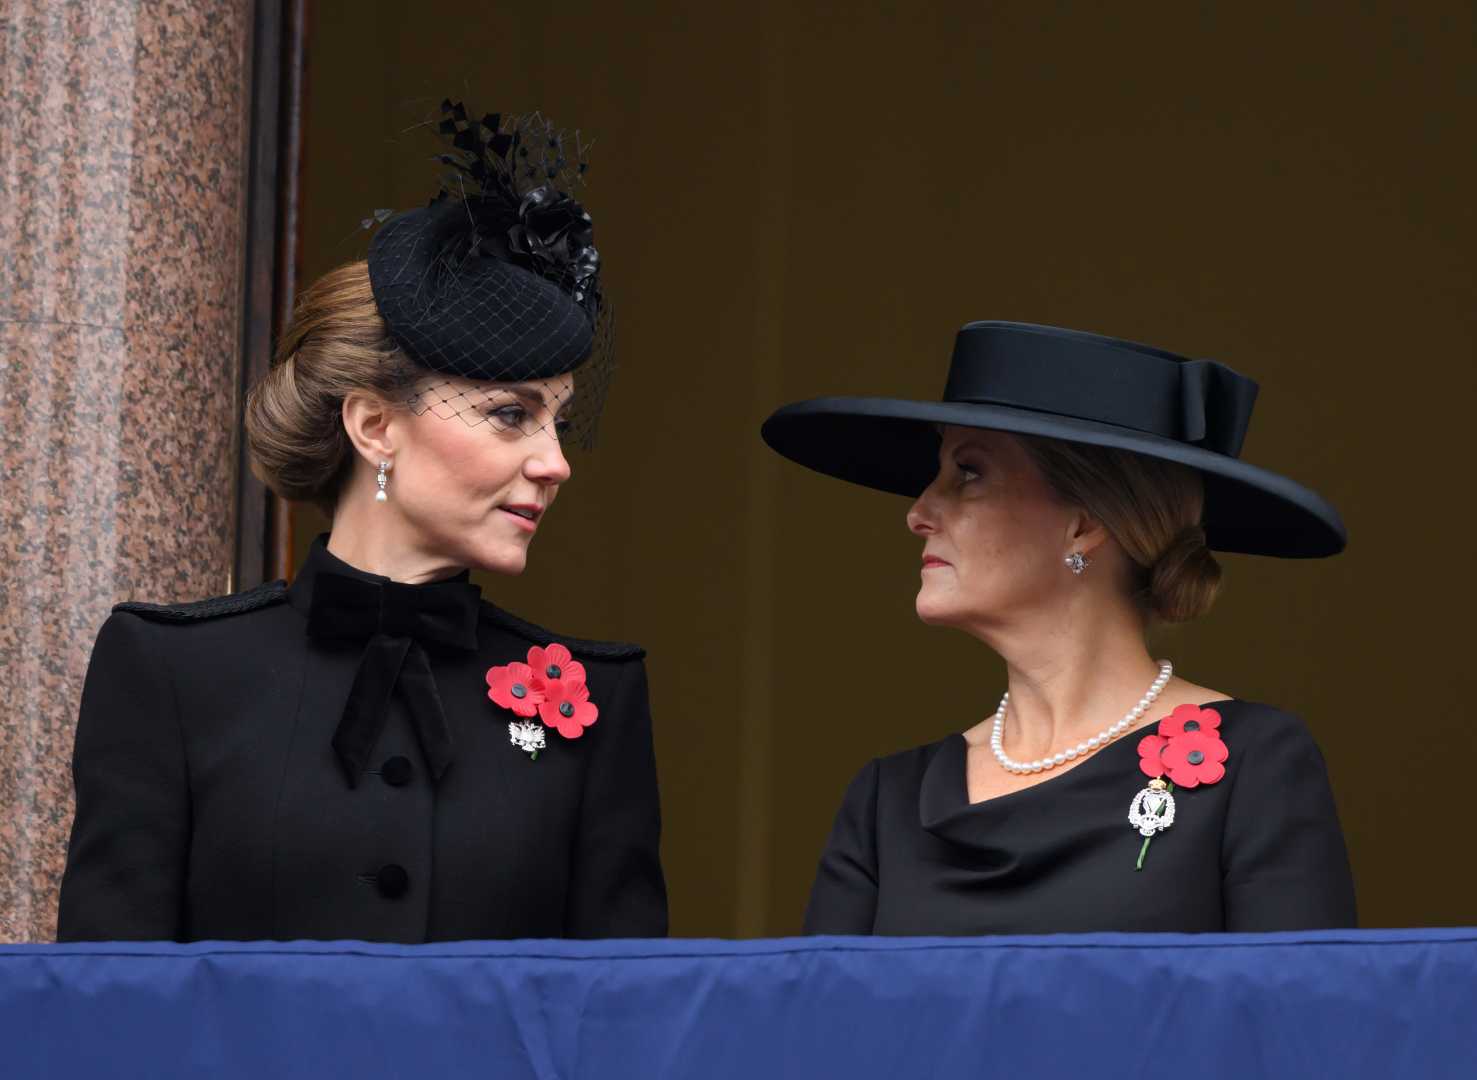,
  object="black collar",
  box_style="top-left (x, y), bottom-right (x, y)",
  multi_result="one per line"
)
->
top-left (287, 535), bottom-right (476, 619)
top-left (291, 536), bottom-right (482, 787)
